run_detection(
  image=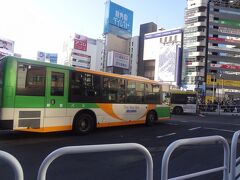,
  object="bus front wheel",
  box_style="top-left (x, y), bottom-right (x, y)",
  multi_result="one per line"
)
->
top-left (173, 106), bottom-right (183, 115)
top-left (146, 111), bottom-right (157, 126)
top-left (73, 113), bottom-right (95, 134)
